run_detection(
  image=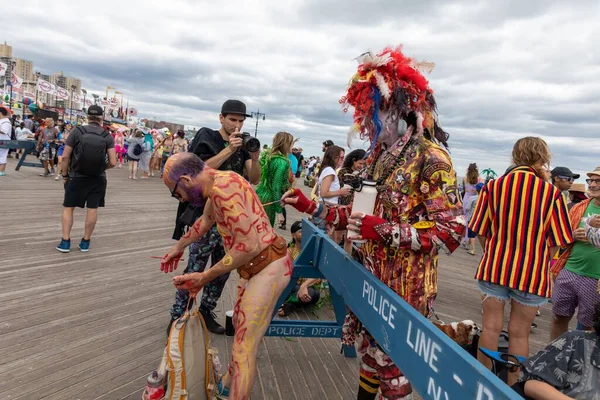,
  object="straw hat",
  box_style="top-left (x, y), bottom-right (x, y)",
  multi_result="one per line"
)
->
top-left (586, 166), bottom-right (600, 177)
top-left (569, 183), bottom-right (586, 193)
